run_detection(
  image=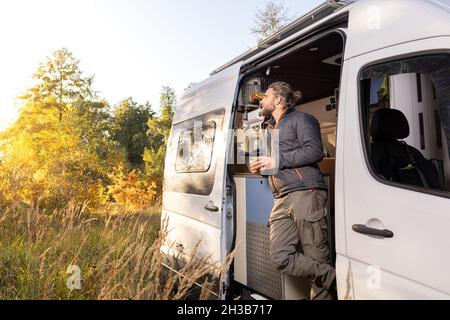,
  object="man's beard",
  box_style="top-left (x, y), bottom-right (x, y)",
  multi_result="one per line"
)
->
top-left (259, 106), bottom-right (272, 117)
